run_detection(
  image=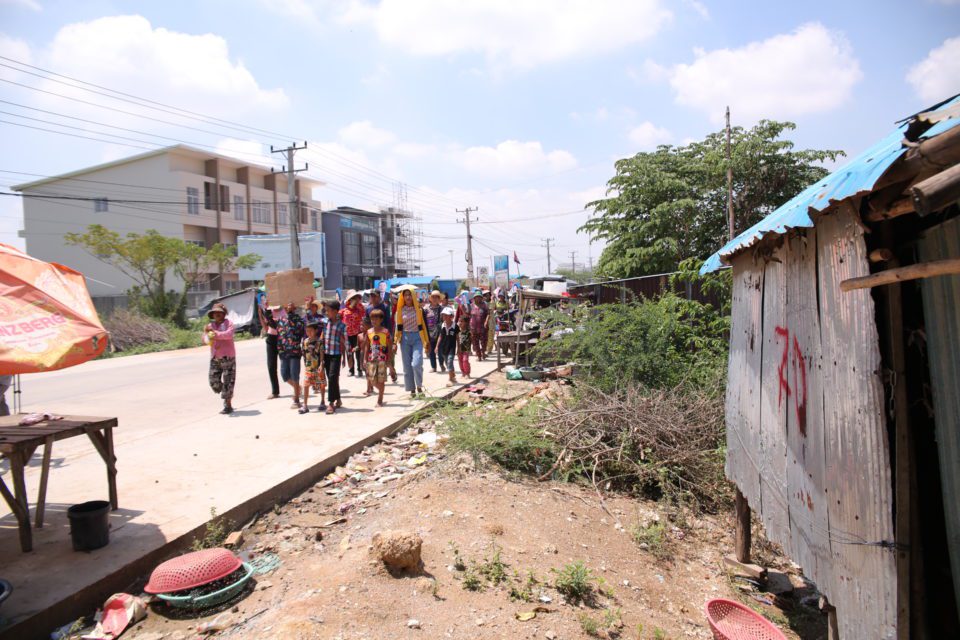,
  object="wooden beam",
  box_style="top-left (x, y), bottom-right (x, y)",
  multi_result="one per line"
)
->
top-left (735, 488), bottom-right (751, 563)
top-left (875, 125), bottom-right (960, 191)
top-left (869, 248), bottom-right (895, 263)
top-left (865, 196), bottom-right (915, 223)
top-left (840, 258), bottom-right (960, 292)
top-left (877, 257), bottom-right (913, 640)
top-left (911, 162), bottom-right (960, 217)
